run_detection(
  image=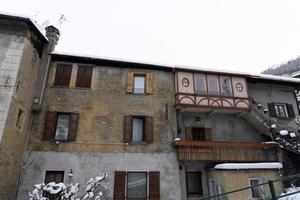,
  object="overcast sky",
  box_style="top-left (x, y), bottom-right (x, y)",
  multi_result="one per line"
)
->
top-left (2, 0), bottom-right (300, 73)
